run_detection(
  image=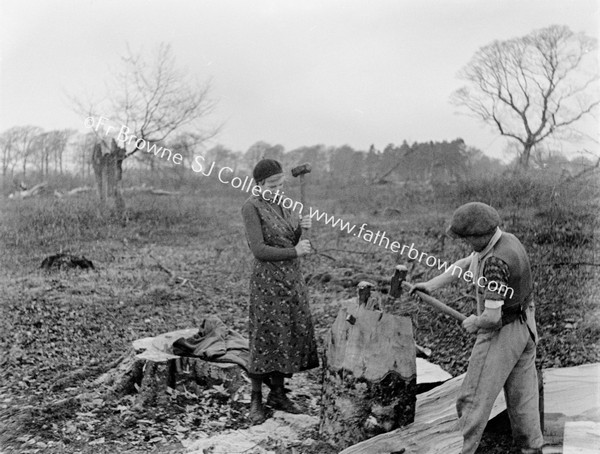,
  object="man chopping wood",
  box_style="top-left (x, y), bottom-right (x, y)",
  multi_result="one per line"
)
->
top-left (410, 202), bottom-right (544, 454)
